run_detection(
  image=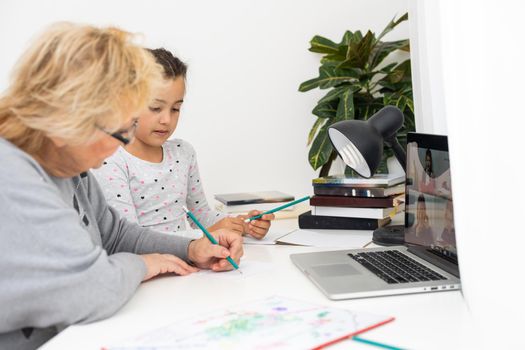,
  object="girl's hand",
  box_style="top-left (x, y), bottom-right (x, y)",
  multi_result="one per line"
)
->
top-left (207, 217), bottom-right (245, 234)
top-left (140, 253), bottom-right (199, 281)
top-left (239, 210), bottom-right (275, 240)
